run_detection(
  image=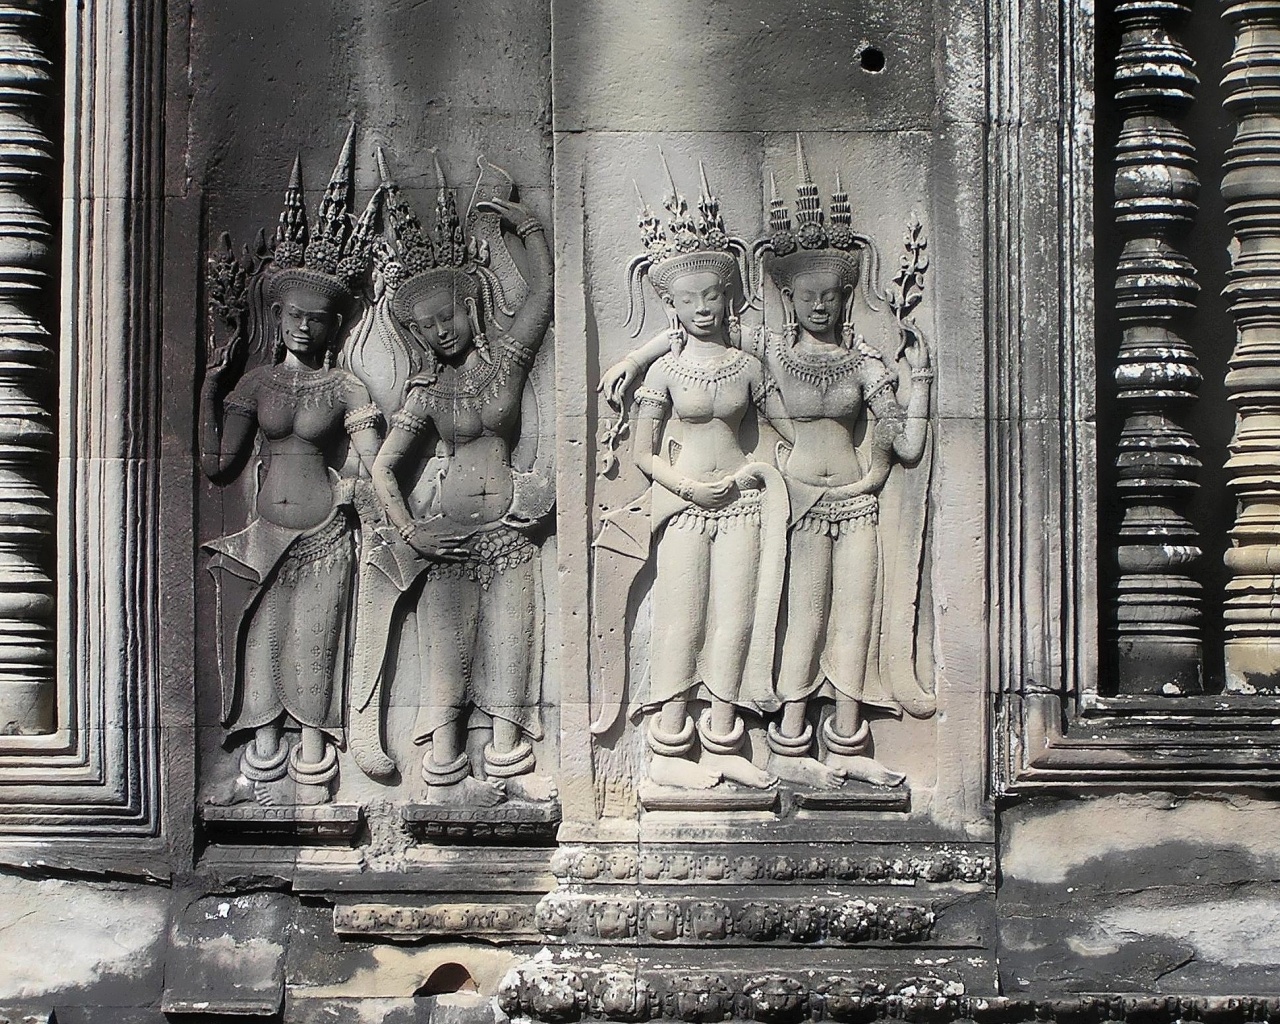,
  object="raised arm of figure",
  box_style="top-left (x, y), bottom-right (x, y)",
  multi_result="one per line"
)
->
top-left (199, 361), bottom-right (259, 482)
top-left (479, 198), bottom-right (553, 355)
top-left (341, 376), bottom-right (383, 478)
top-left (863, 324), bottom-right (931, 465)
